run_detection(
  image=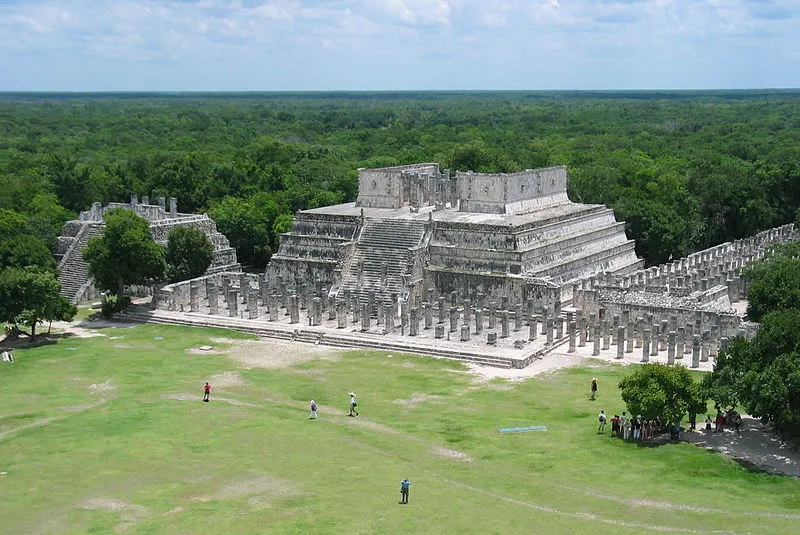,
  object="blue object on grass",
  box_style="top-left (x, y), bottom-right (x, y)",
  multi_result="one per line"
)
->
top-left (498, 425), bottom-right (548, 433)
top-left (154, 336), bottom-right (164, 341)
